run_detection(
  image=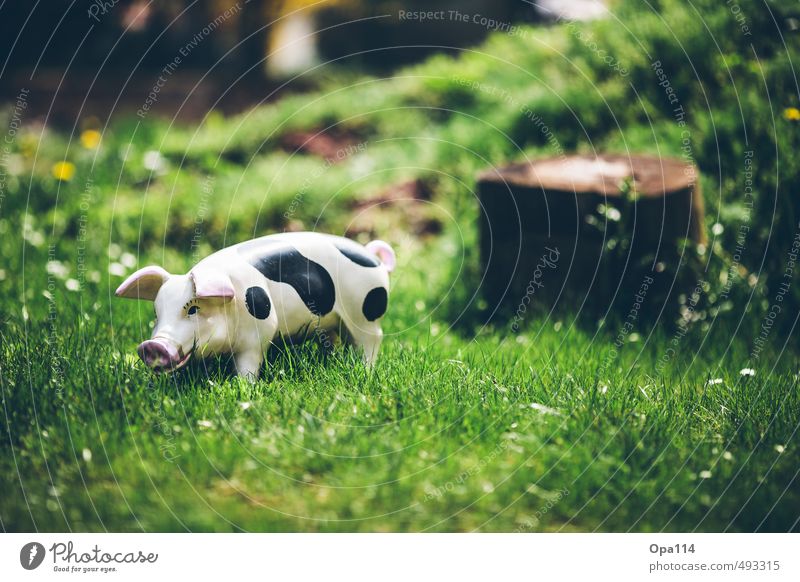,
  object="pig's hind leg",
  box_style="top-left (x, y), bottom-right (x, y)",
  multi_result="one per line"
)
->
top-left (340, 320), bottom-right (383, 366)
top-left (334, 271), bottom-right (389, 366)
